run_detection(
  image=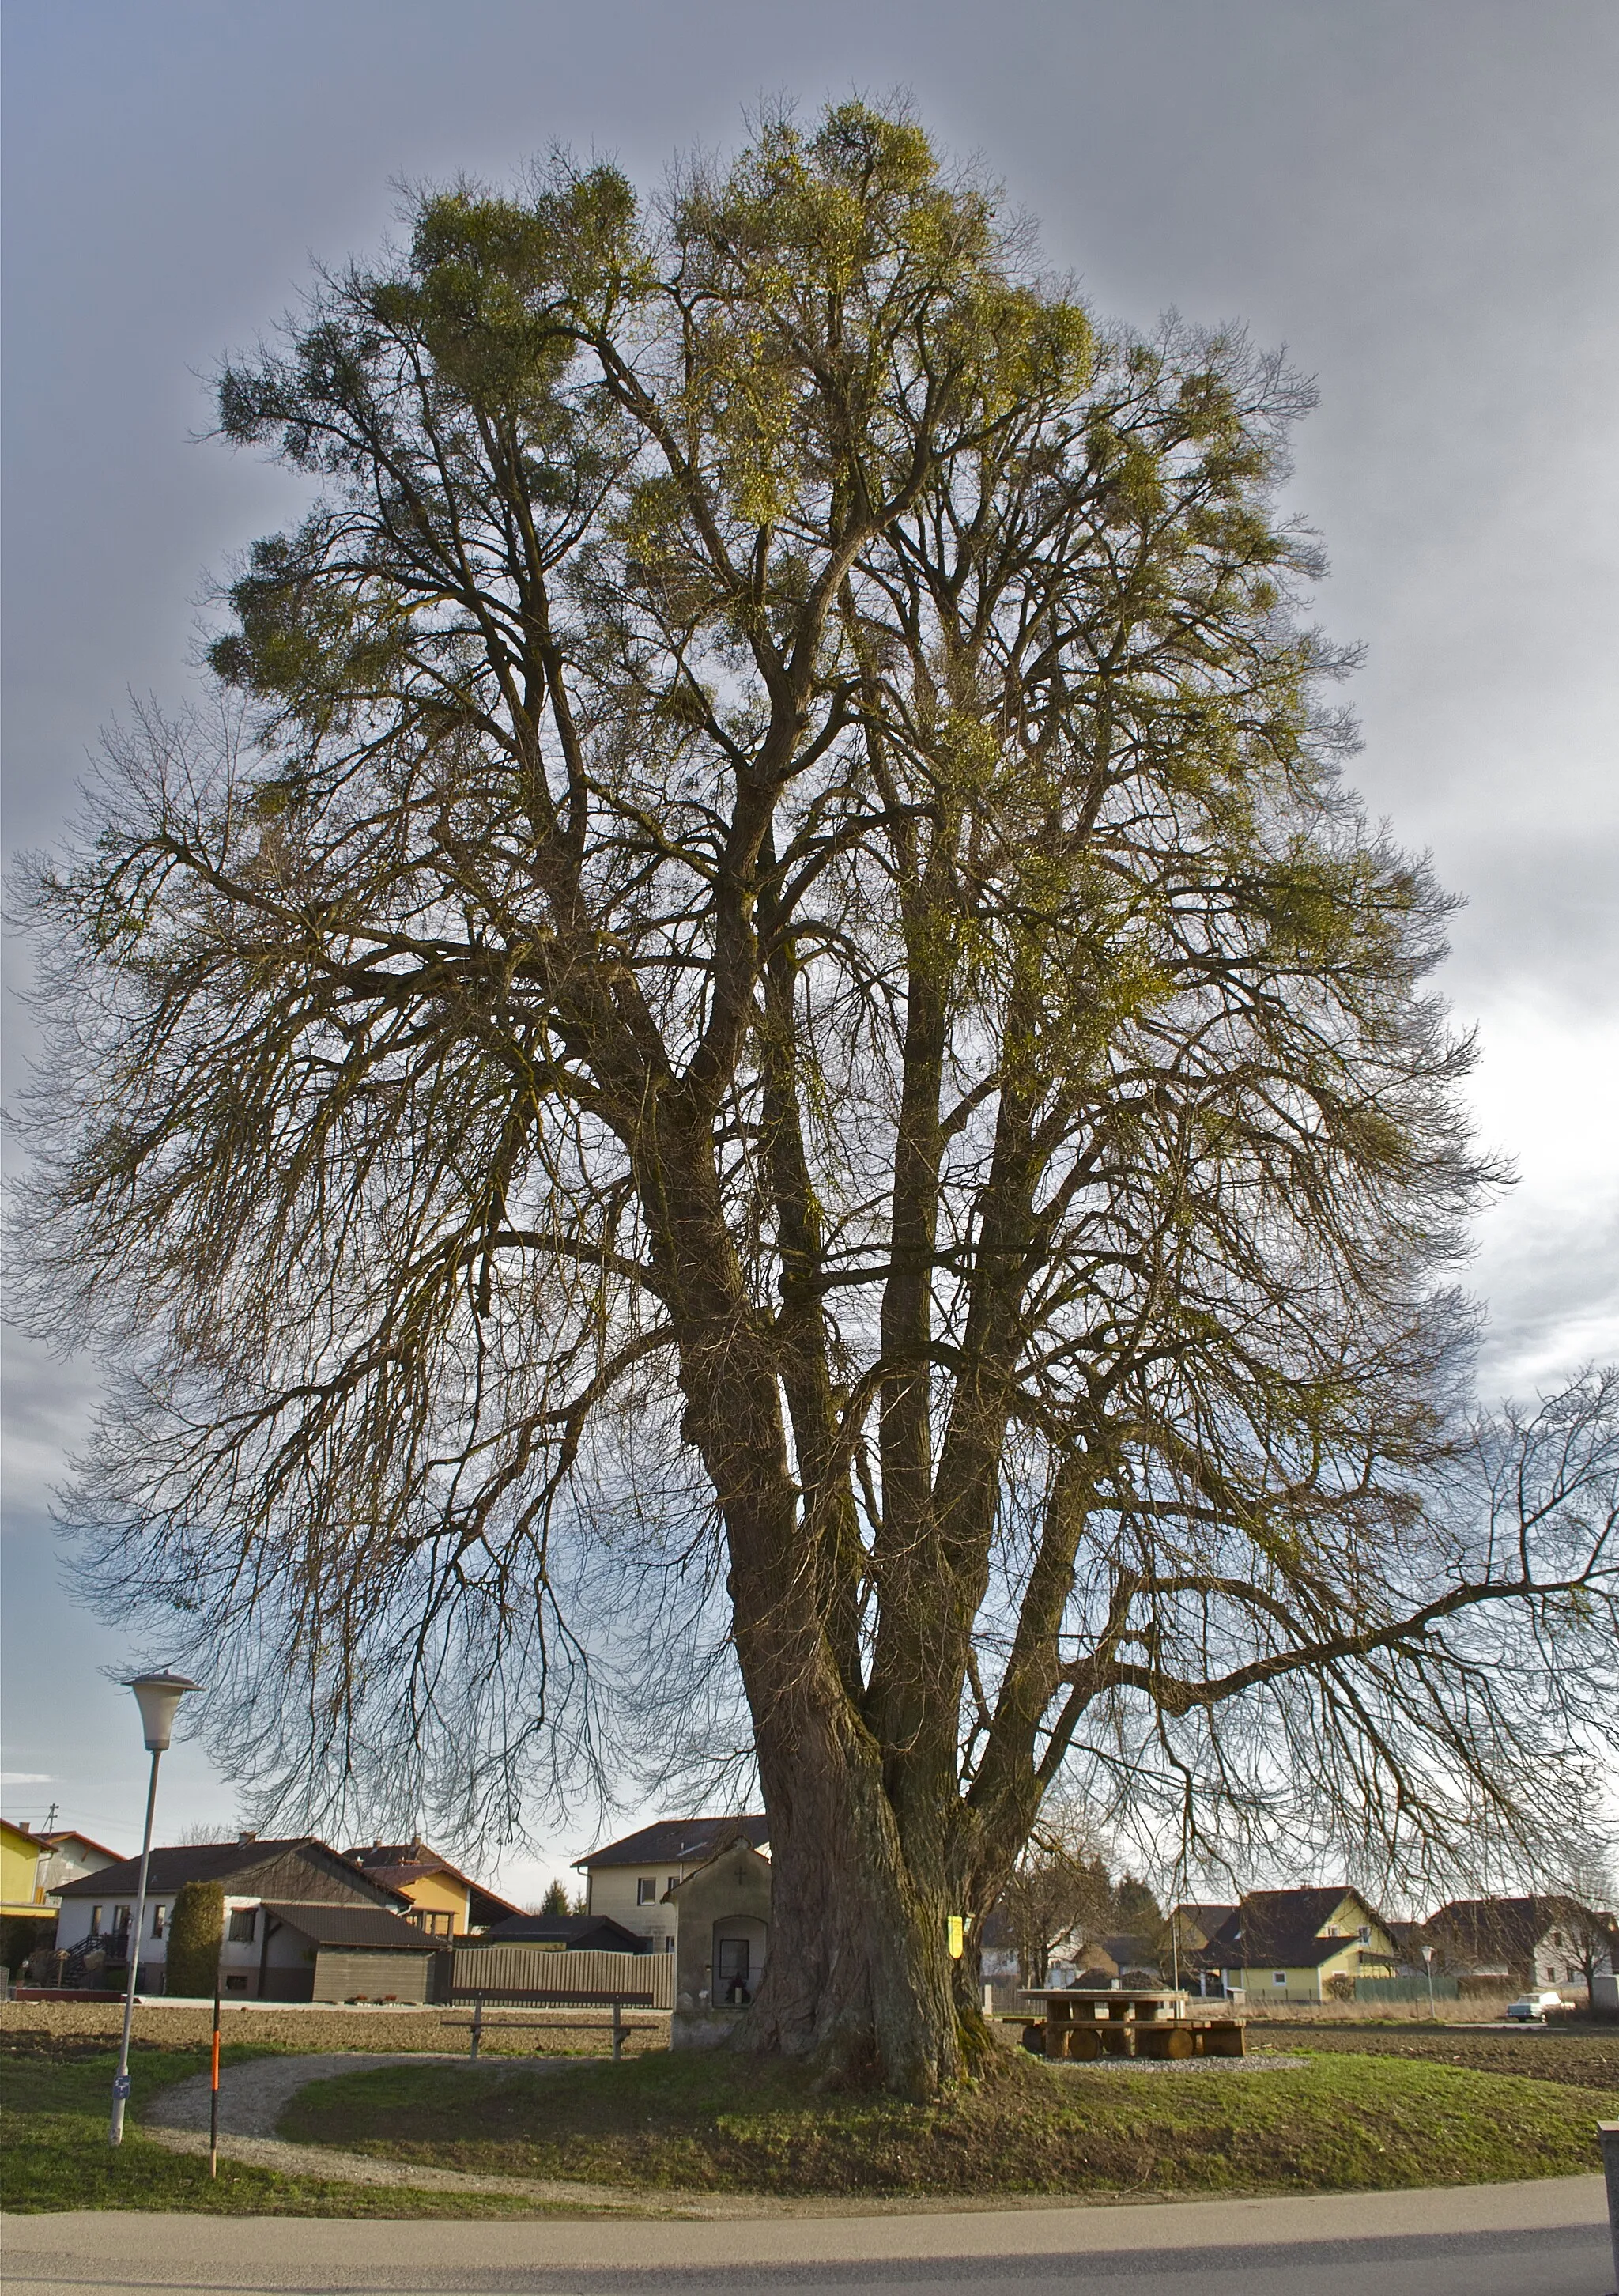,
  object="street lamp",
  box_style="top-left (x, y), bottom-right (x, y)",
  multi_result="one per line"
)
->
top-left (1422, 1942), bottom-right (1437, 2022)
top-left (108, 1670), bottom-right (200, 2147)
